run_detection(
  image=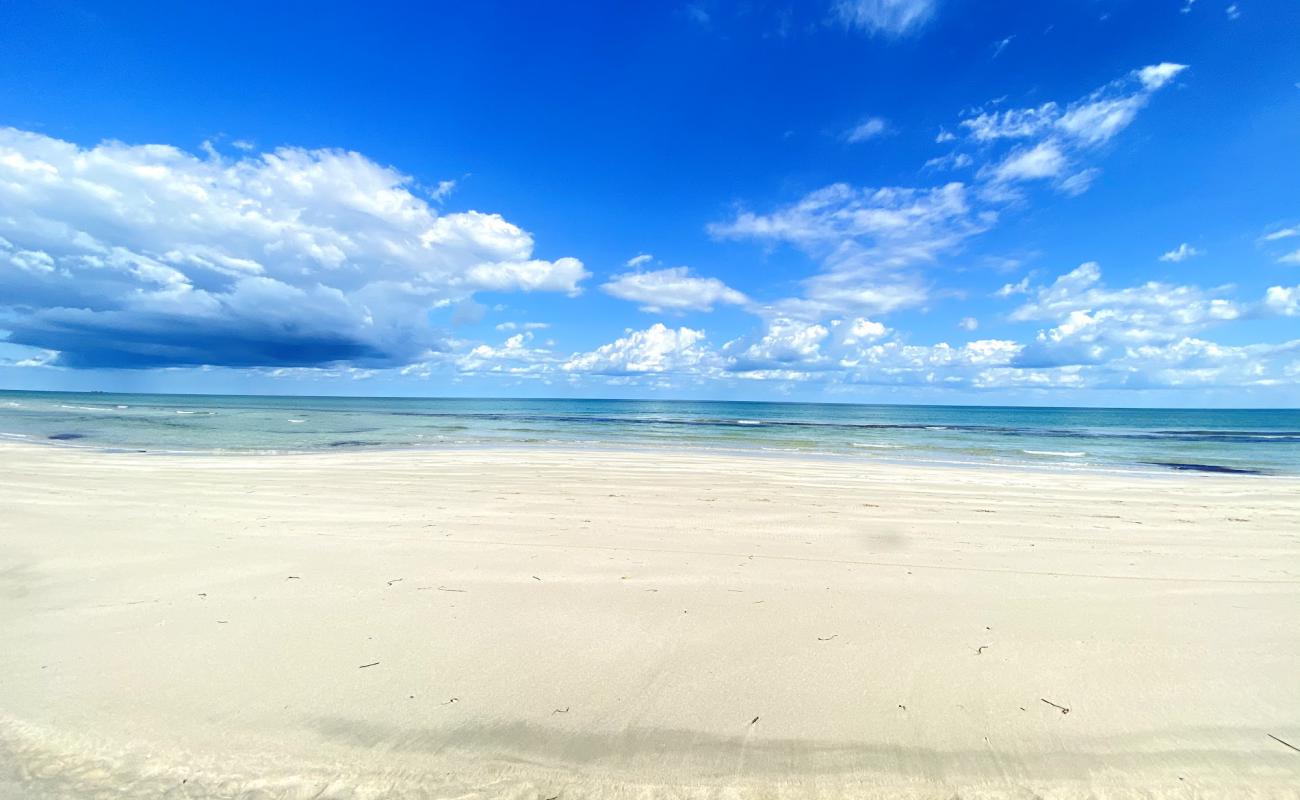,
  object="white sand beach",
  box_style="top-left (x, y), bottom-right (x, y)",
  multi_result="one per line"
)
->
top-left (1, 441), bottom-right (1298, 799)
